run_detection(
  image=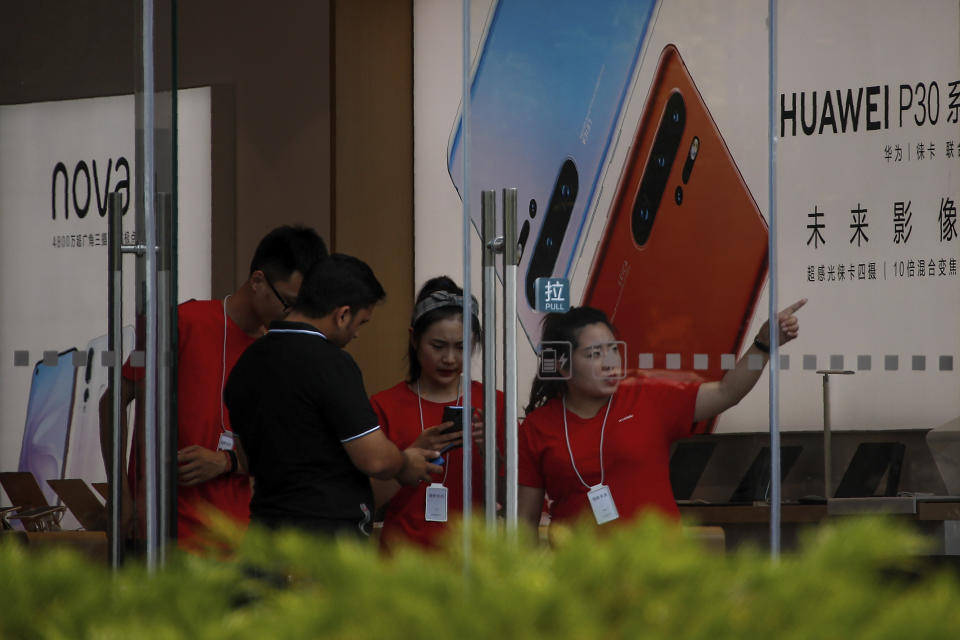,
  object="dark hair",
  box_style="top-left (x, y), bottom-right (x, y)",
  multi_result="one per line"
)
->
top-left (293, 253), bottom-right (386, 318)
top-left (525, 306), bottom-right (616, 414)
top-left (407, 276), bottom-right (482, 383)
top-left (249, 225), bottom-right (328, 281)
